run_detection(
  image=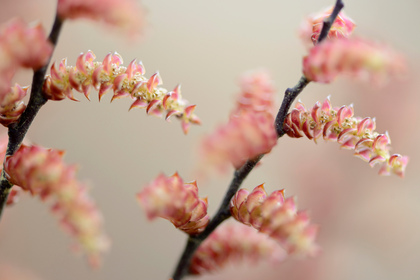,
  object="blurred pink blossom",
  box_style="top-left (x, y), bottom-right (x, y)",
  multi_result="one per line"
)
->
top-left (230, 184), bottom-right (319, 256)
top-left (284, 97), bottom-right (408, 177)
top-left (199, 70), bottom-right (277, 172)
top-left (0, 18), bottom-right (52, 104)
top-left (302, 38), bottom-right (406, 84)
top-left (43, 51), bottom-right (200, 134)
top-left (4, 144), bottom-right (109, 267)
top-left (190, 222), bottom-right (286, 275)
top-left (0, 84), bottom-right (28, 127)
top-left (137, 173), bottom-right (209, 235)
top-left (299, 6), bottom-right (355, 47)
top-left (57, 0), bottom-right (144, 38)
